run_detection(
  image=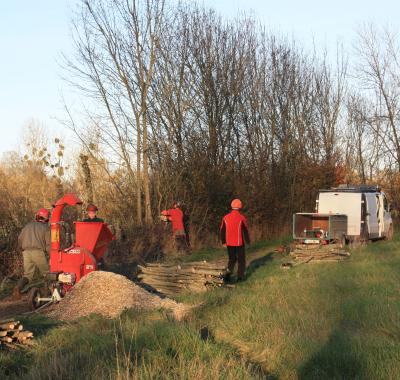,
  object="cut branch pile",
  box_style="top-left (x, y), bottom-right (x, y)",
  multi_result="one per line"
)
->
top-left (0, 319), bottom-right (34, 349)
top-left (138, 261), bottom-right (227, 296)
top-left (282, 243), bottom-right (350, 269)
